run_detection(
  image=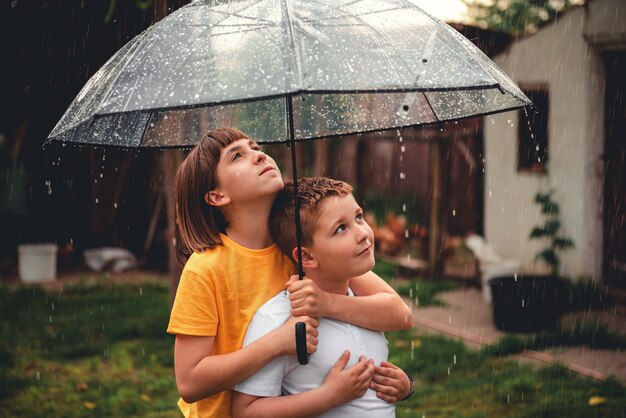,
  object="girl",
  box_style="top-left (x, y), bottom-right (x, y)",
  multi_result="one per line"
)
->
top-left (167, 128), bottom-right (413, 418)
